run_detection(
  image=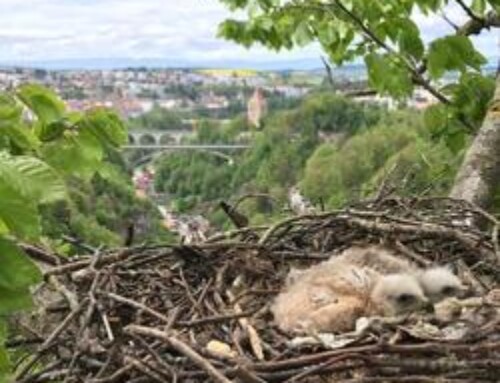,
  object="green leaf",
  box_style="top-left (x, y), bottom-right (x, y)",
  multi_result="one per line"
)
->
top-left (97, 162), bottom-right (132, 189)
top-left (81, 108), bottom-right (127, 147)
top-left (0, 237), bottom-right (41, 291)
top-left (294, 21), bottom-right (312, 46)
top-left (471, 0), bottom-right (486, 15)
top-left (489, 1), bottom-right (500, 13)
top-left (427, 36), bottom-right (487, 79)
top-left (219, 0), bottom-right (250, 10)
top-left (0, 219), bottom-right (9, 235)
top-left (0, 174), bottom-right (40, 239)
top-left (41, 129), bottom-right (103, 180)
top-left (16, 84), bottom-right (65, 125)
top-left (451, 72), bottom-right (495, 127)
top-left (415, 0), bottom-right (445, 13)
top-left (38, 118), bottom-right (71, 142)
top-left (424, 104), bottom-right (448, 134)
top-left (0, 124), bottom-right (38, 153)
top-left (396, 19), bottom-right (424, 60)
top-left (0, 348), bottom-right (9, 382)
top-left (445, 129), bottom-right (467, 153)
top-left (0, 93), bottom-right (22, 124)
top-left (0, 152), bottom-right (66, 204)
top-left (0, 320), bottom-right (9, 380)
top-left (424, 104), bottom-right (468, 153)
top-left (0, 152), bottom-right (66, 238)
top-left (365, 53), bottom-right (413, 98)
top-left (0, 287), bottom-right (34, 315)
